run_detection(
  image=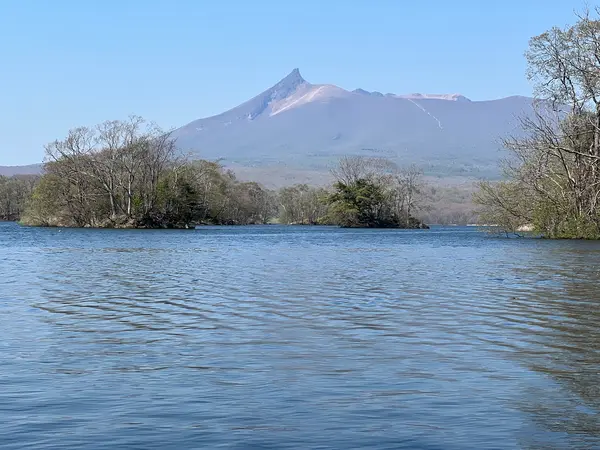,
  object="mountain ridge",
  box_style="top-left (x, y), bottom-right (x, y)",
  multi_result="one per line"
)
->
top-left (0, 164), bottom-right (43, 177)
top-left (171, 69), bottom-right (534, 184)
top-left (2, 69), bottom-right (534, 187)
top-left (183, 68), bottom-right (517, 125)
